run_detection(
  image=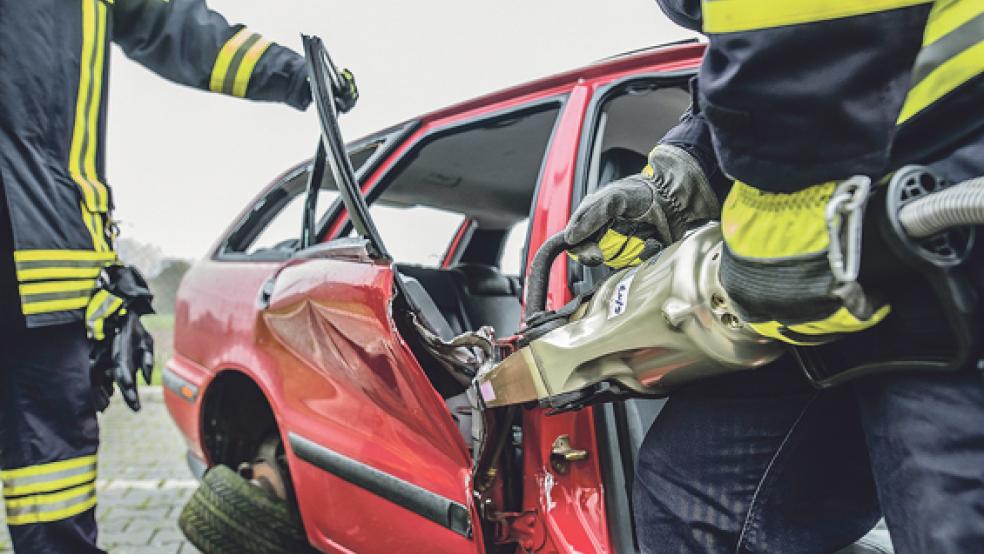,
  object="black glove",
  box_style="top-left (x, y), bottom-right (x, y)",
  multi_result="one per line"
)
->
top-left (87, 265), bottom-right (155, 412)
top-left (334, 68), bottom-right (359, 113)
top-left (565, 144), bottom-right (720, 268)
